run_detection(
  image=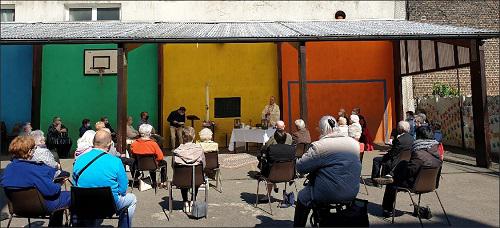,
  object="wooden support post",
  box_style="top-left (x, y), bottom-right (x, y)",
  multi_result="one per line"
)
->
top-left (276, 42), bottom-right (284, 121)
top-left (393, 40), bottom-right (403, 123)
top-left (298, 42), bottom-right (308, 123)
top-left (116, 44), bottom-right (128, 154)
top-left (157, 44), bottom-right (164, 138)
top-left (469, 39), bottom-right (491, 168)
top-left (31, 45), bottom-right (43, 129)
